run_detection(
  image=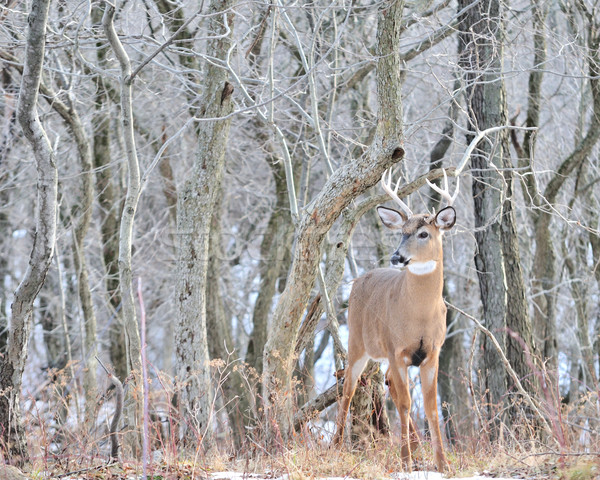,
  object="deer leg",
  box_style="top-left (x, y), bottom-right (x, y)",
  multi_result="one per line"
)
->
top-left (420, 355), bottom-right (449, 472)
top-left (387, 371), bottom-right (420, 454)
top-left (333, 353), bottom-right (368, 445)
top-left (388, 361), bottom-right (412, 472)
top-left (408, 416), bottom-right (420, 454)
